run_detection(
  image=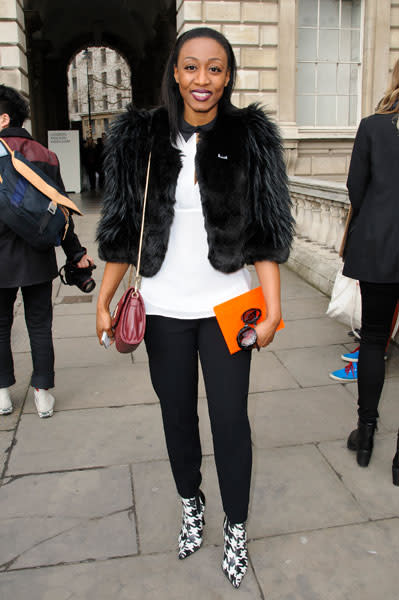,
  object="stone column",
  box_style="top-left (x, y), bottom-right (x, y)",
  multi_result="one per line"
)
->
top-left (362, 0), bottom-right (391, 116)
top-left (0, 0), bottom-right (29, 97)
top-left (278, 0), bottom-right (298, 173)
